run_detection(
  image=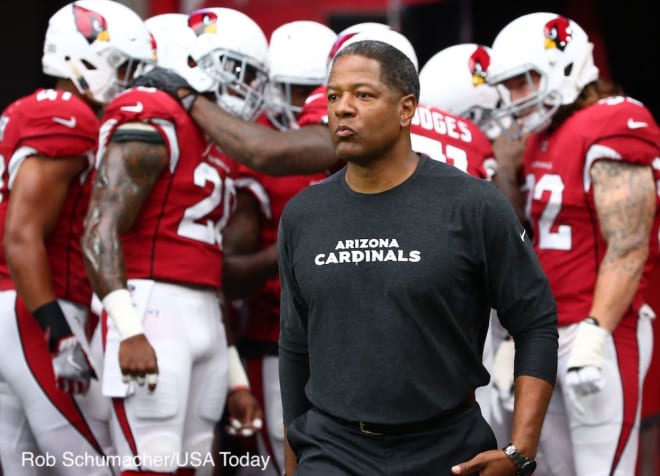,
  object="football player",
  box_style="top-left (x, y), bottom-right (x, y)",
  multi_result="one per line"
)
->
top-left (81, 9), bottom-right (262, 476)
top-left (487, 12), bottom-right (660, 475)
top-left (0, 1), bottom-right (153, 475)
